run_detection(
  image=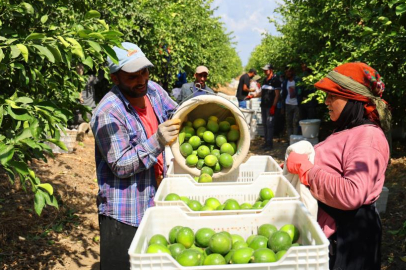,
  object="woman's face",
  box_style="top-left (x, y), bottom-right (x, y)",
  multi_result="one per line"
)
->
top-left (325, 93), bottom-right (348, 121)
